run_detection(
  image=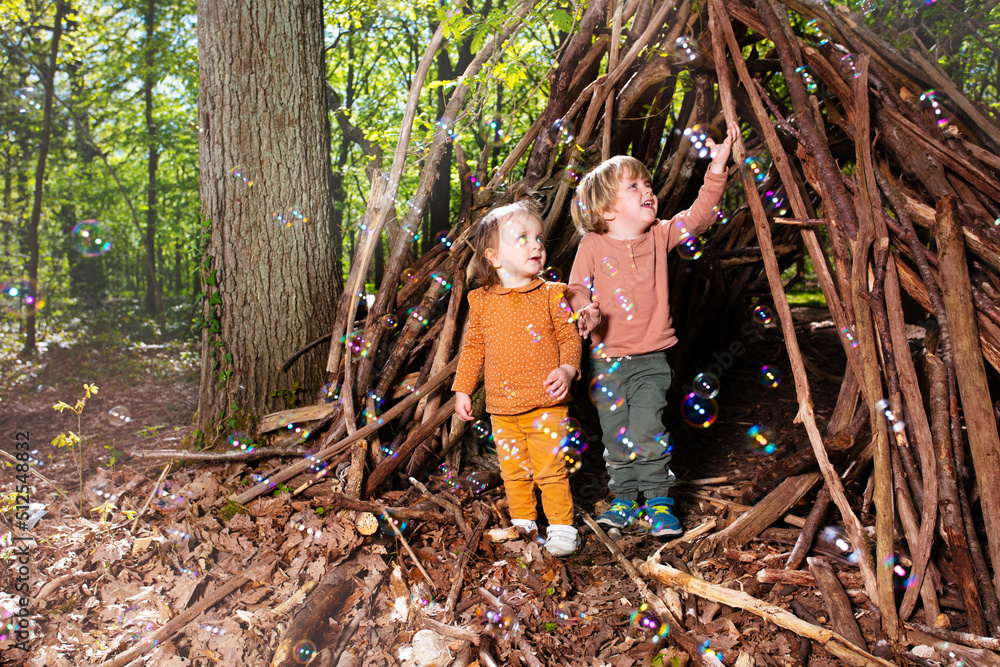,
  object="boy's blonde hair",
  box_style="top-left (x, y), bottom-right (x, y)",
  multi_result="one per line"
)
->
top-left (468, 199), bottom-right (543, 290)
top-left (571, 155), bottom-right (653, 235)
